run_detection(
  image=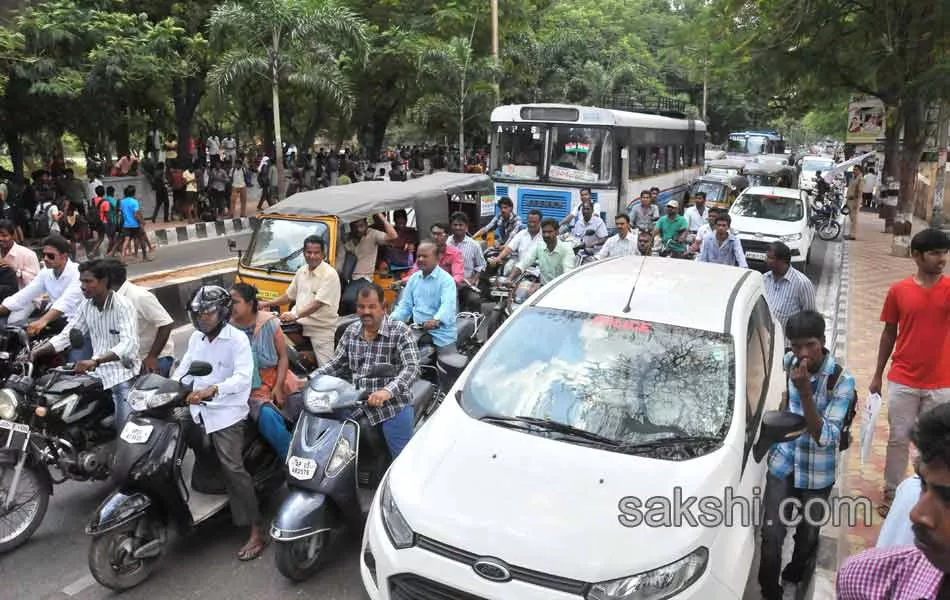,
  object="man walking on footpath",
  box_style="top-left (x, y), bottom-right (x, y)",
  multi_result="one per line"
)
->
top-left (763, 241), bottom-right (816, 332)
top-left (872, 228), bottom-right (950, 517)
top-left (845, 165), bottom-right (863, 240)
